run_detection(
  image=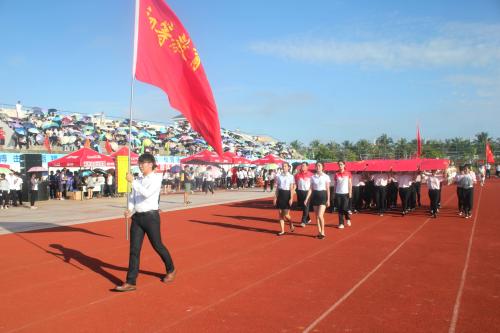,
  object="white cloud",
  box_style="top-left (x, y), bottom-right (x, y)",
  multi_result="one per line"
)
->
top-left (249, 22), bottom-right (500, 69)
